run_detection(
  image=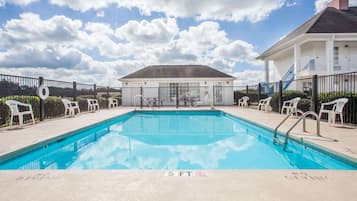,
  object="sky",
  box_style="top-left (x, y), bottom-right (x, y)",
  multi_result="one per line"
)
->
top-left (0, 0), bottom-right (341, 86)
